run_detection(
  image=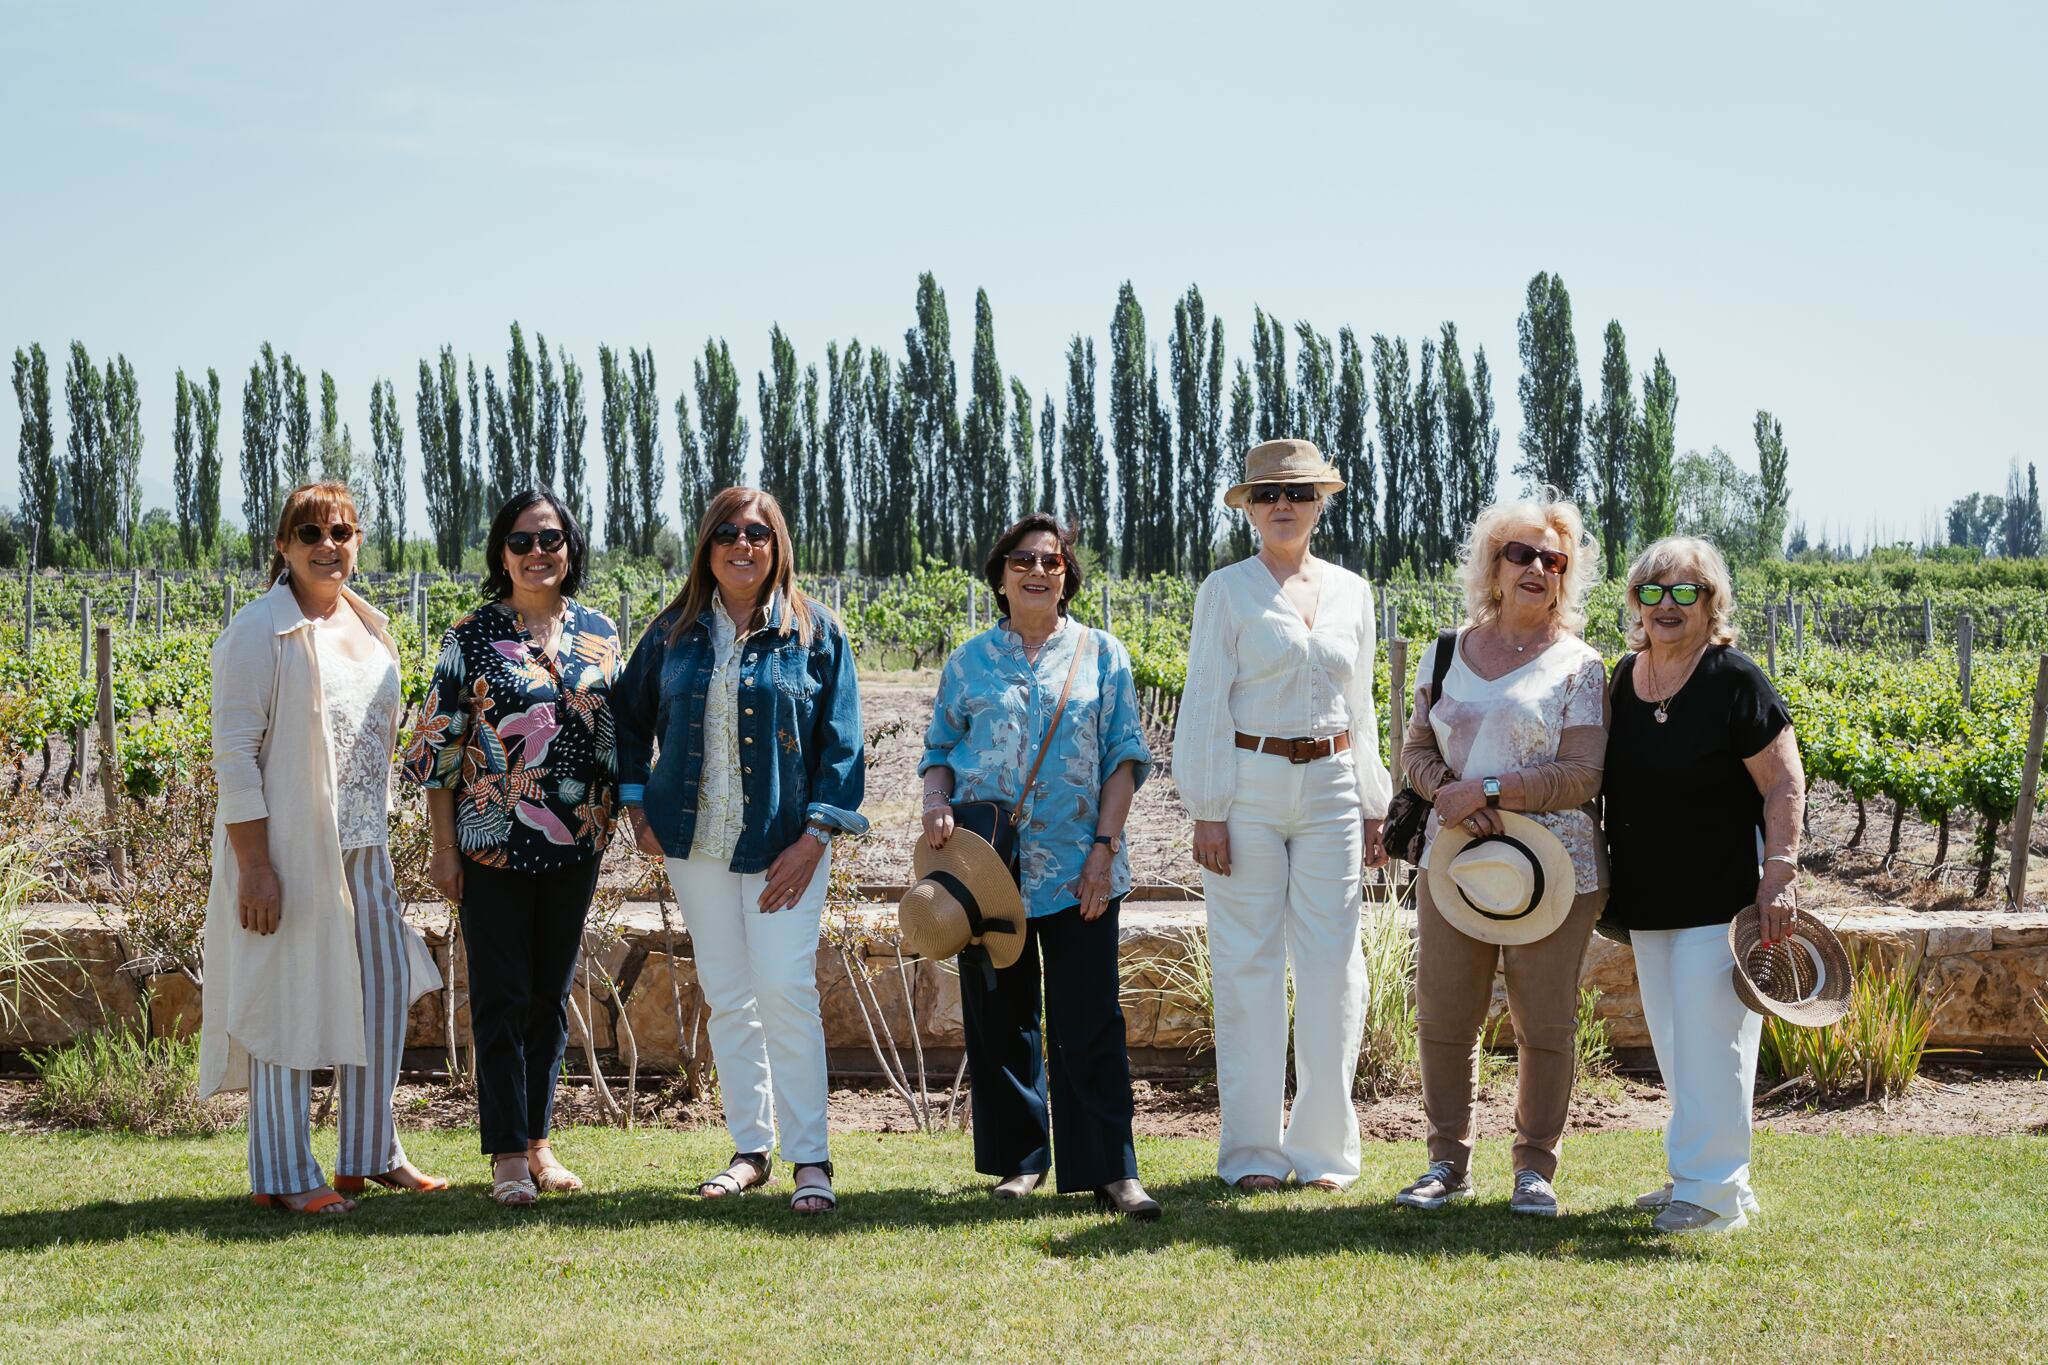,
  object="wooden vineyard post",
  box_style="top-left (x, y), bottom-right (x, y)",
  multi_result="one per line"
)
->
top-left (1921, 597), bottom-right (1933, 652)
top-left (1099, 583), bottom-right (1112, 635)
top-left (2007, 654), bottom-right (2048, 909)
top-left (23, 569), bottom-right (34, 663)
top-left (1766, 605), bottom-right (1779, 676)
top-left (76, 596), bottom-right (93, 785)
top-left (967, 584), bottom-right (978, 638)
top-left (1387, 637), bottom-right (1409, 790)
top-left (618, 587), bottom-right (631, 647)
top-left (96, 625), bottom-right (126, 886)
top-left (153, 571), bottom-right (166, 636)
top-left (126, 567), bottom-right (141, 629)
top-left (222, 577), bottom-right (236, 628)
top-left (1792, 600), bottom-right (1805, 655)
top-left (1957, 612), bottom-right (1974, 710)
